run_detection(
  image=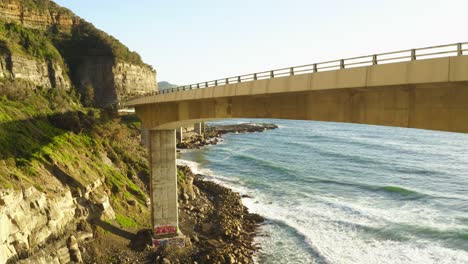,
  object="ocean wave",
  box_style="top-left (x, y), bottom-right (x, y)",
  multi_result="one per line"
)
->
top-left (258, 219), bottom-right (333, 264)
top-left (309, 178), bottom-right (427, 200)
top-left (230, 153), bottom-right (298, 177)
top-left (378, 186), bottom-right (425, 198)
